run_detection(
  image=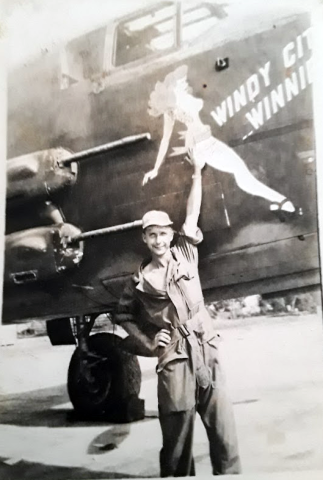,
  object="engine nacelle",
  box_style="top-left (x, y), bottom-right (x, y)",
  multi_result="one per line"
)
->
top-left (4, 223), bottom-right (84, 285)
top-left (7, 148), bottom-right (77, 204)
